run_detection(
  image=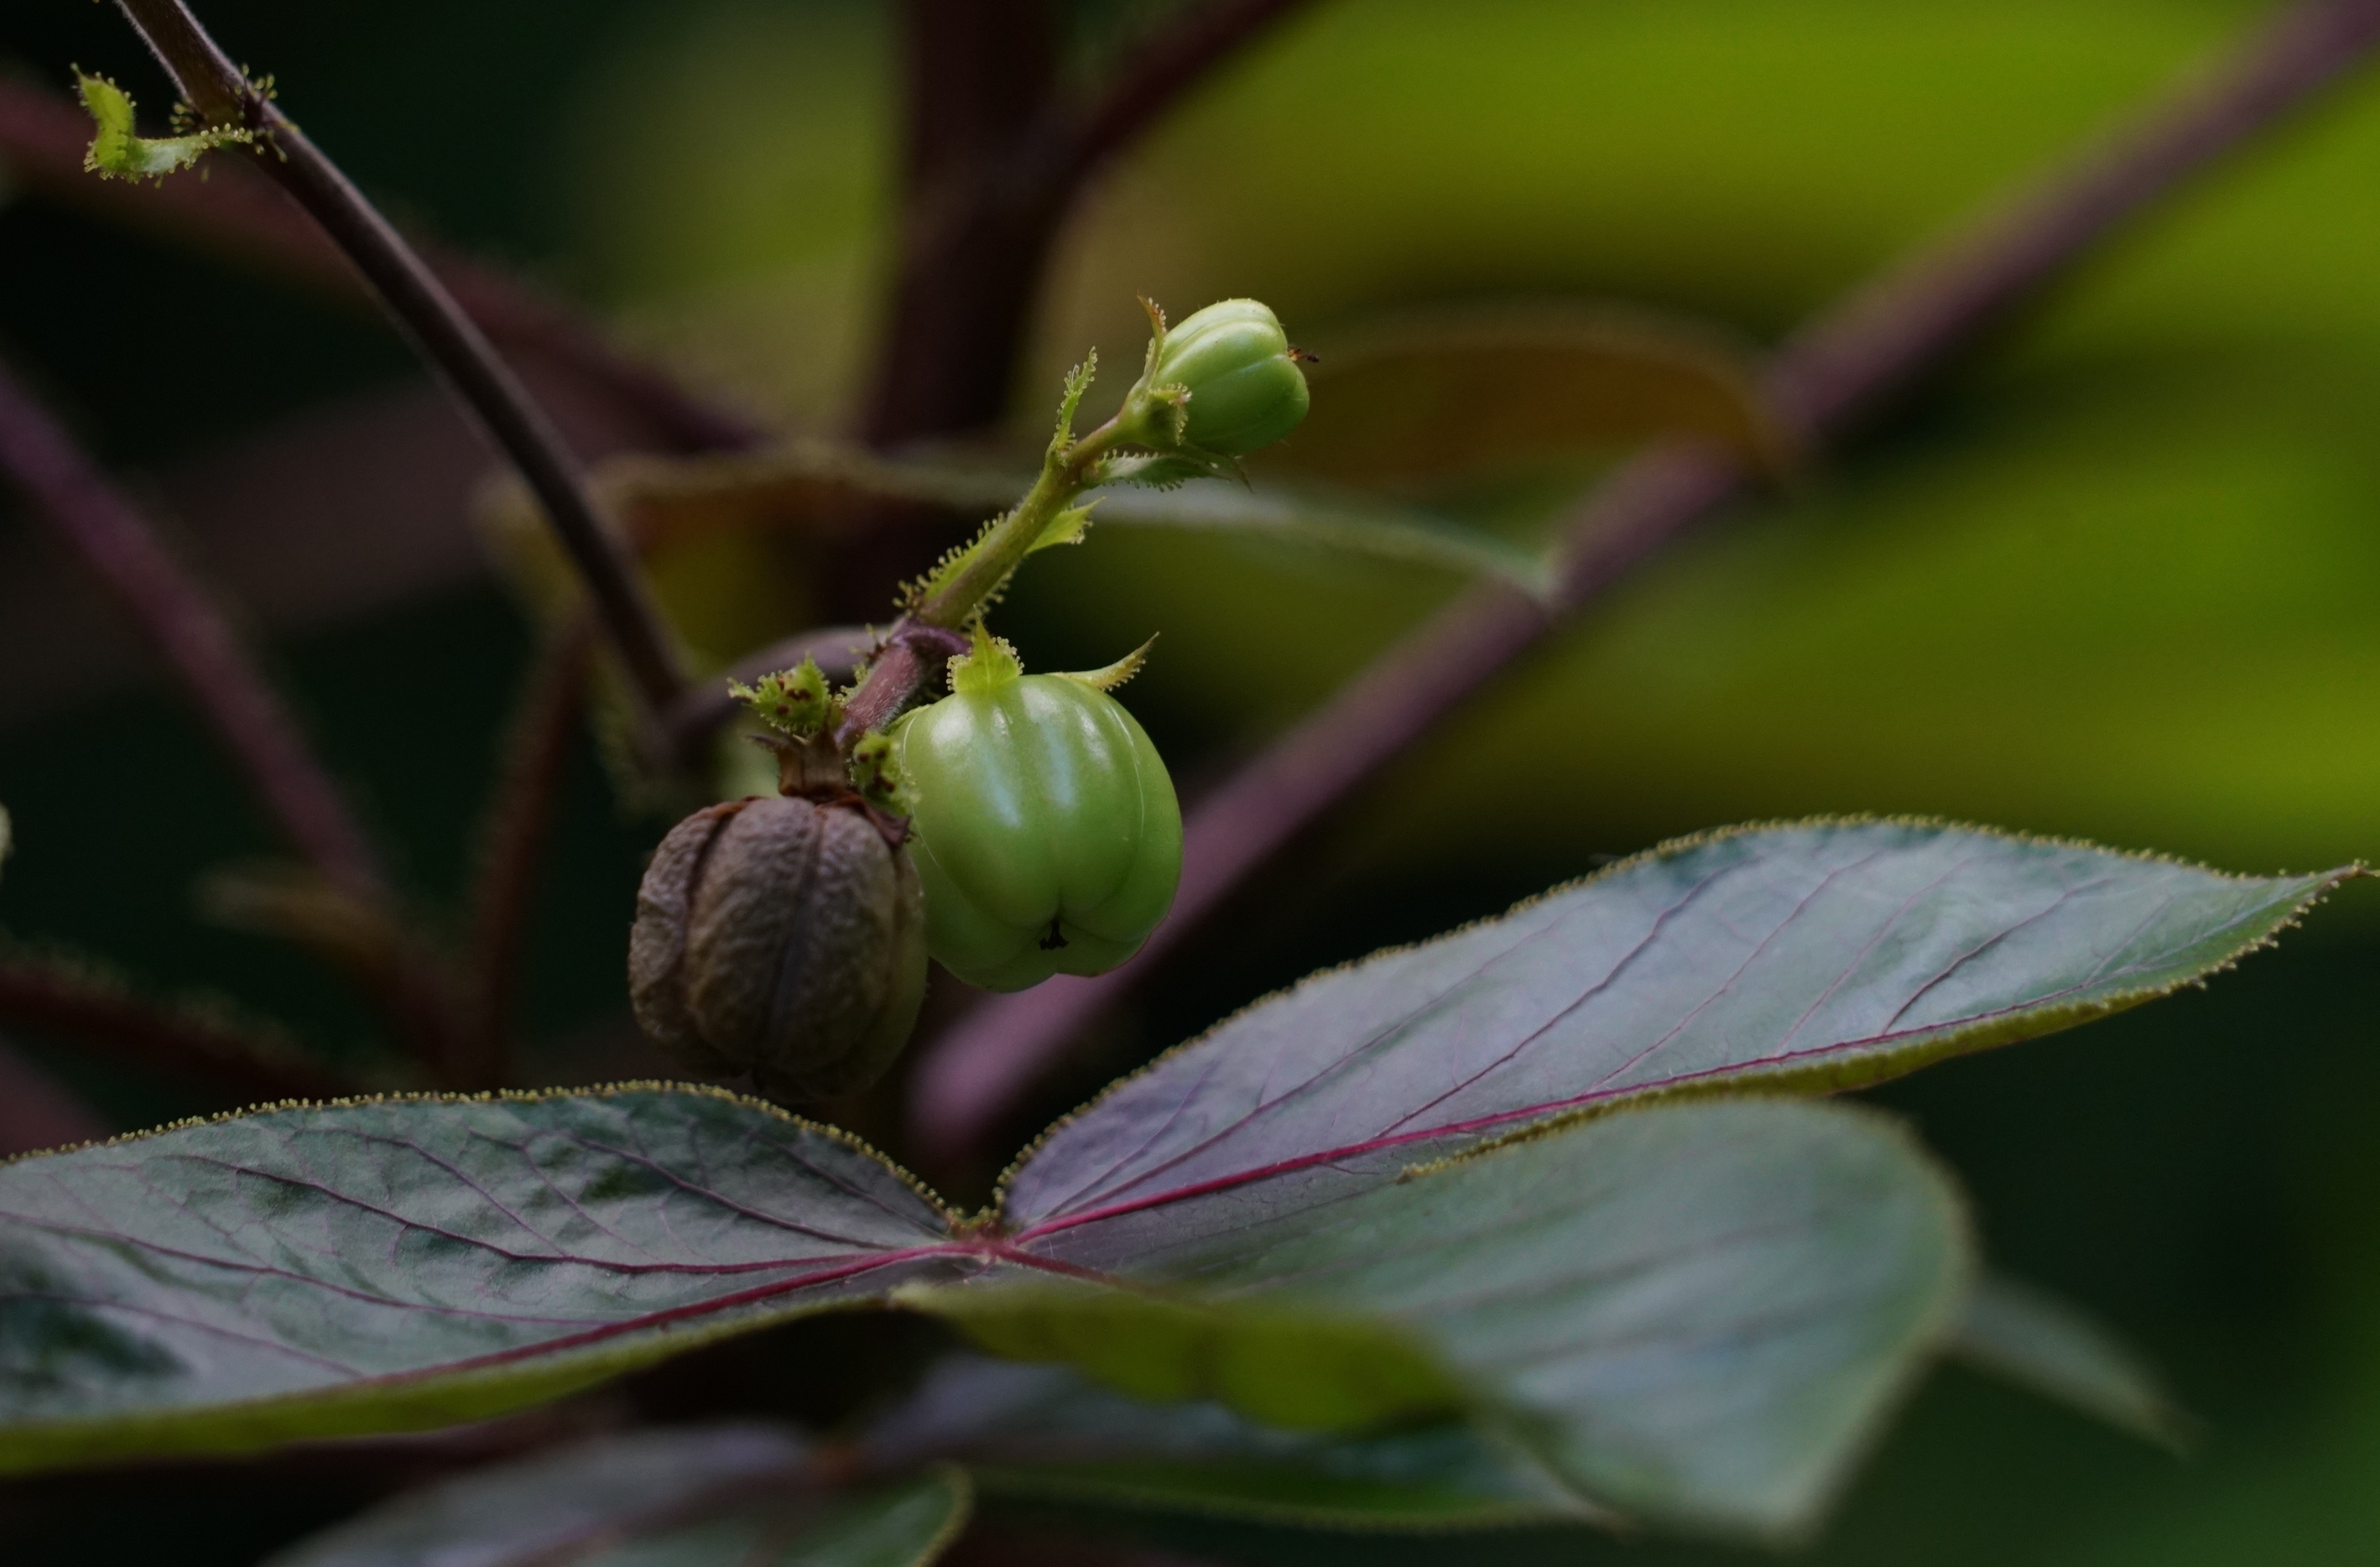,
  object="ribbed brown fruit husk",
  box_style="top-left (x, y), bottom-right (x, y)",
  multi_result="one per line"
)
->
top-left (628, 795), bottom-right (926, 1099)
